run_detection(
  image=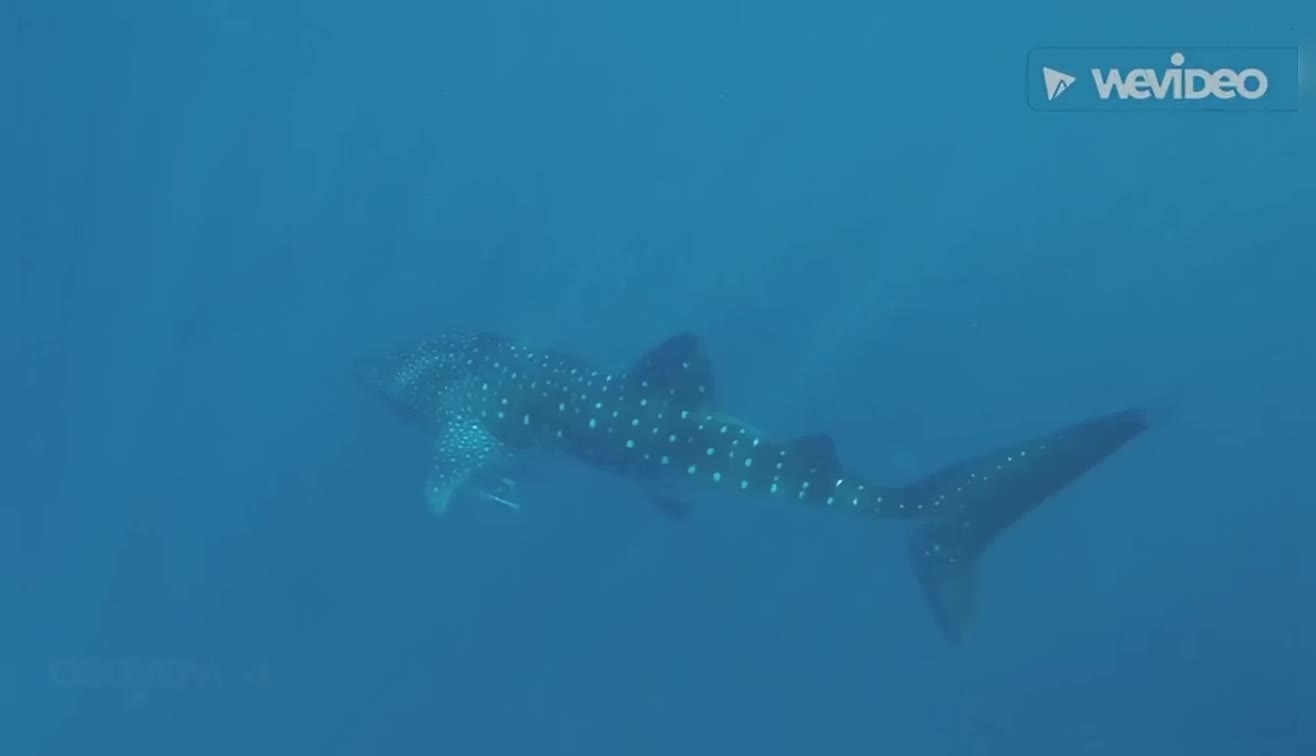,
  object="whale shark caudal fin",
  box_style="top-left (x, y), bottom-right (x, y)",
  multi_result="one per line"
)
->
top-left (900, 409), bottom-right (1155, 642)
